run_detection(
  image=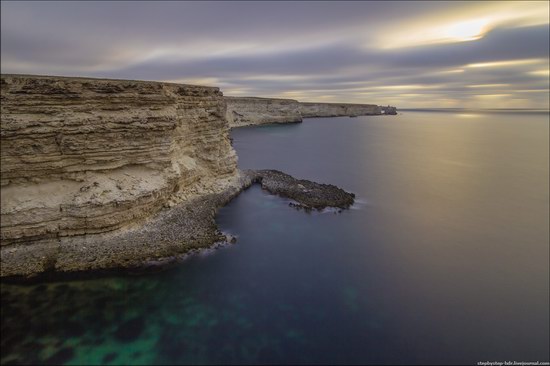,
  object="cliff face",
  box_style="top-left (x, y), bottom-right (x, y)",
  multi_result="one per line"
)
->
top-left (225, 96), bottom-right (302, 127)
top-left (1, 75), bottom-right (238, 257)
top-left (0, 75), bottom-right (387, 278)
top-left (299, 102), bottom-right (381, 118)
